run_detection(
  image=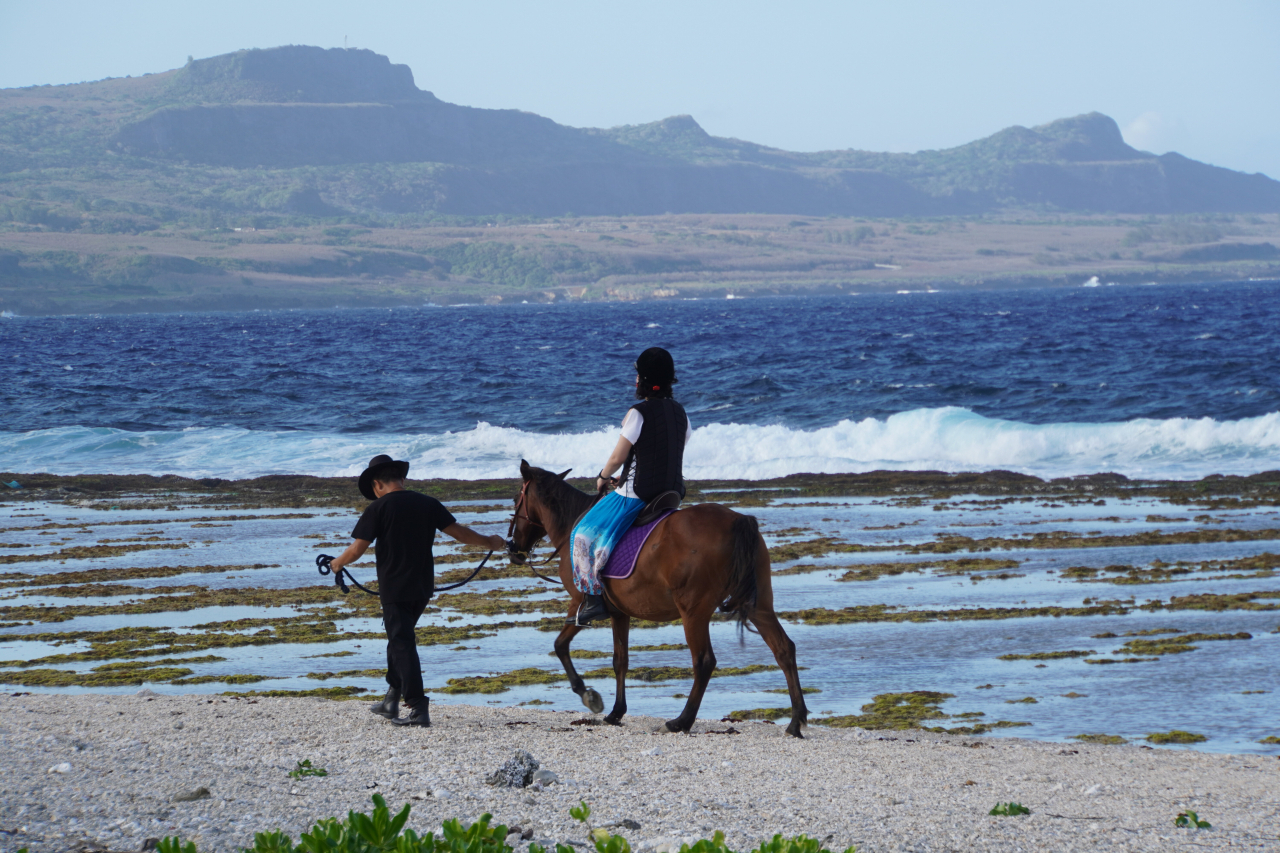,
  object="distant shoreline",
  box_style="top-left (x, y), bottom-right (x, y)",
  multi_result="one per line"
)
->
top-left (4, 212), bottom-right (1279, 316)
